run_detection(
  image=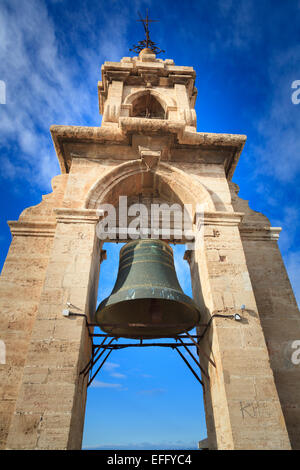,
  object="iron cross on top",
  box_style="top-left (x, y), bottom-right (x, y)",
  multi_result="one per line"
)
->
top-left (130, 9), bottom-right (165, 55)
top-left (137, 10), bottom-right (158, 48)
